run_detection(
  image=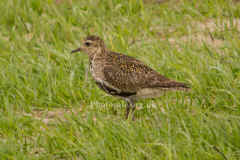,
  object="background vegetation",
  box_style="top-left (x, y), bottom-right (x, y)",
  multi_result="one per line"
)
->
top-left (0, 0), bottom-right (240, 159)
